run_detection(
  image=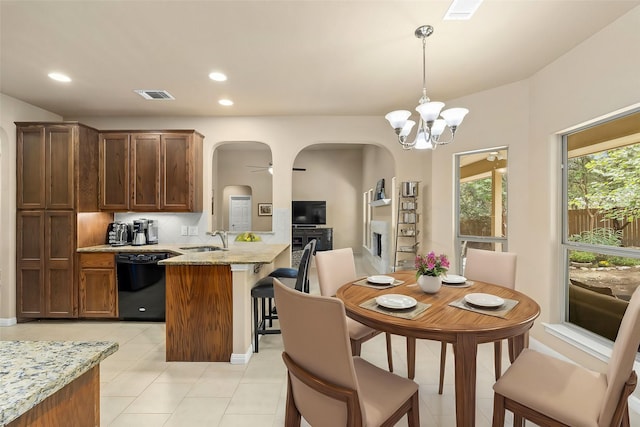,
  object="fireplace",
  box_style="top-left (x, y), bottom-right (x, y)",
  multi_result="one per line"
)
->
top-left (369, 221), bottom-right (390, 273)
top-left (373, 233), bottom-right (382, 257)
